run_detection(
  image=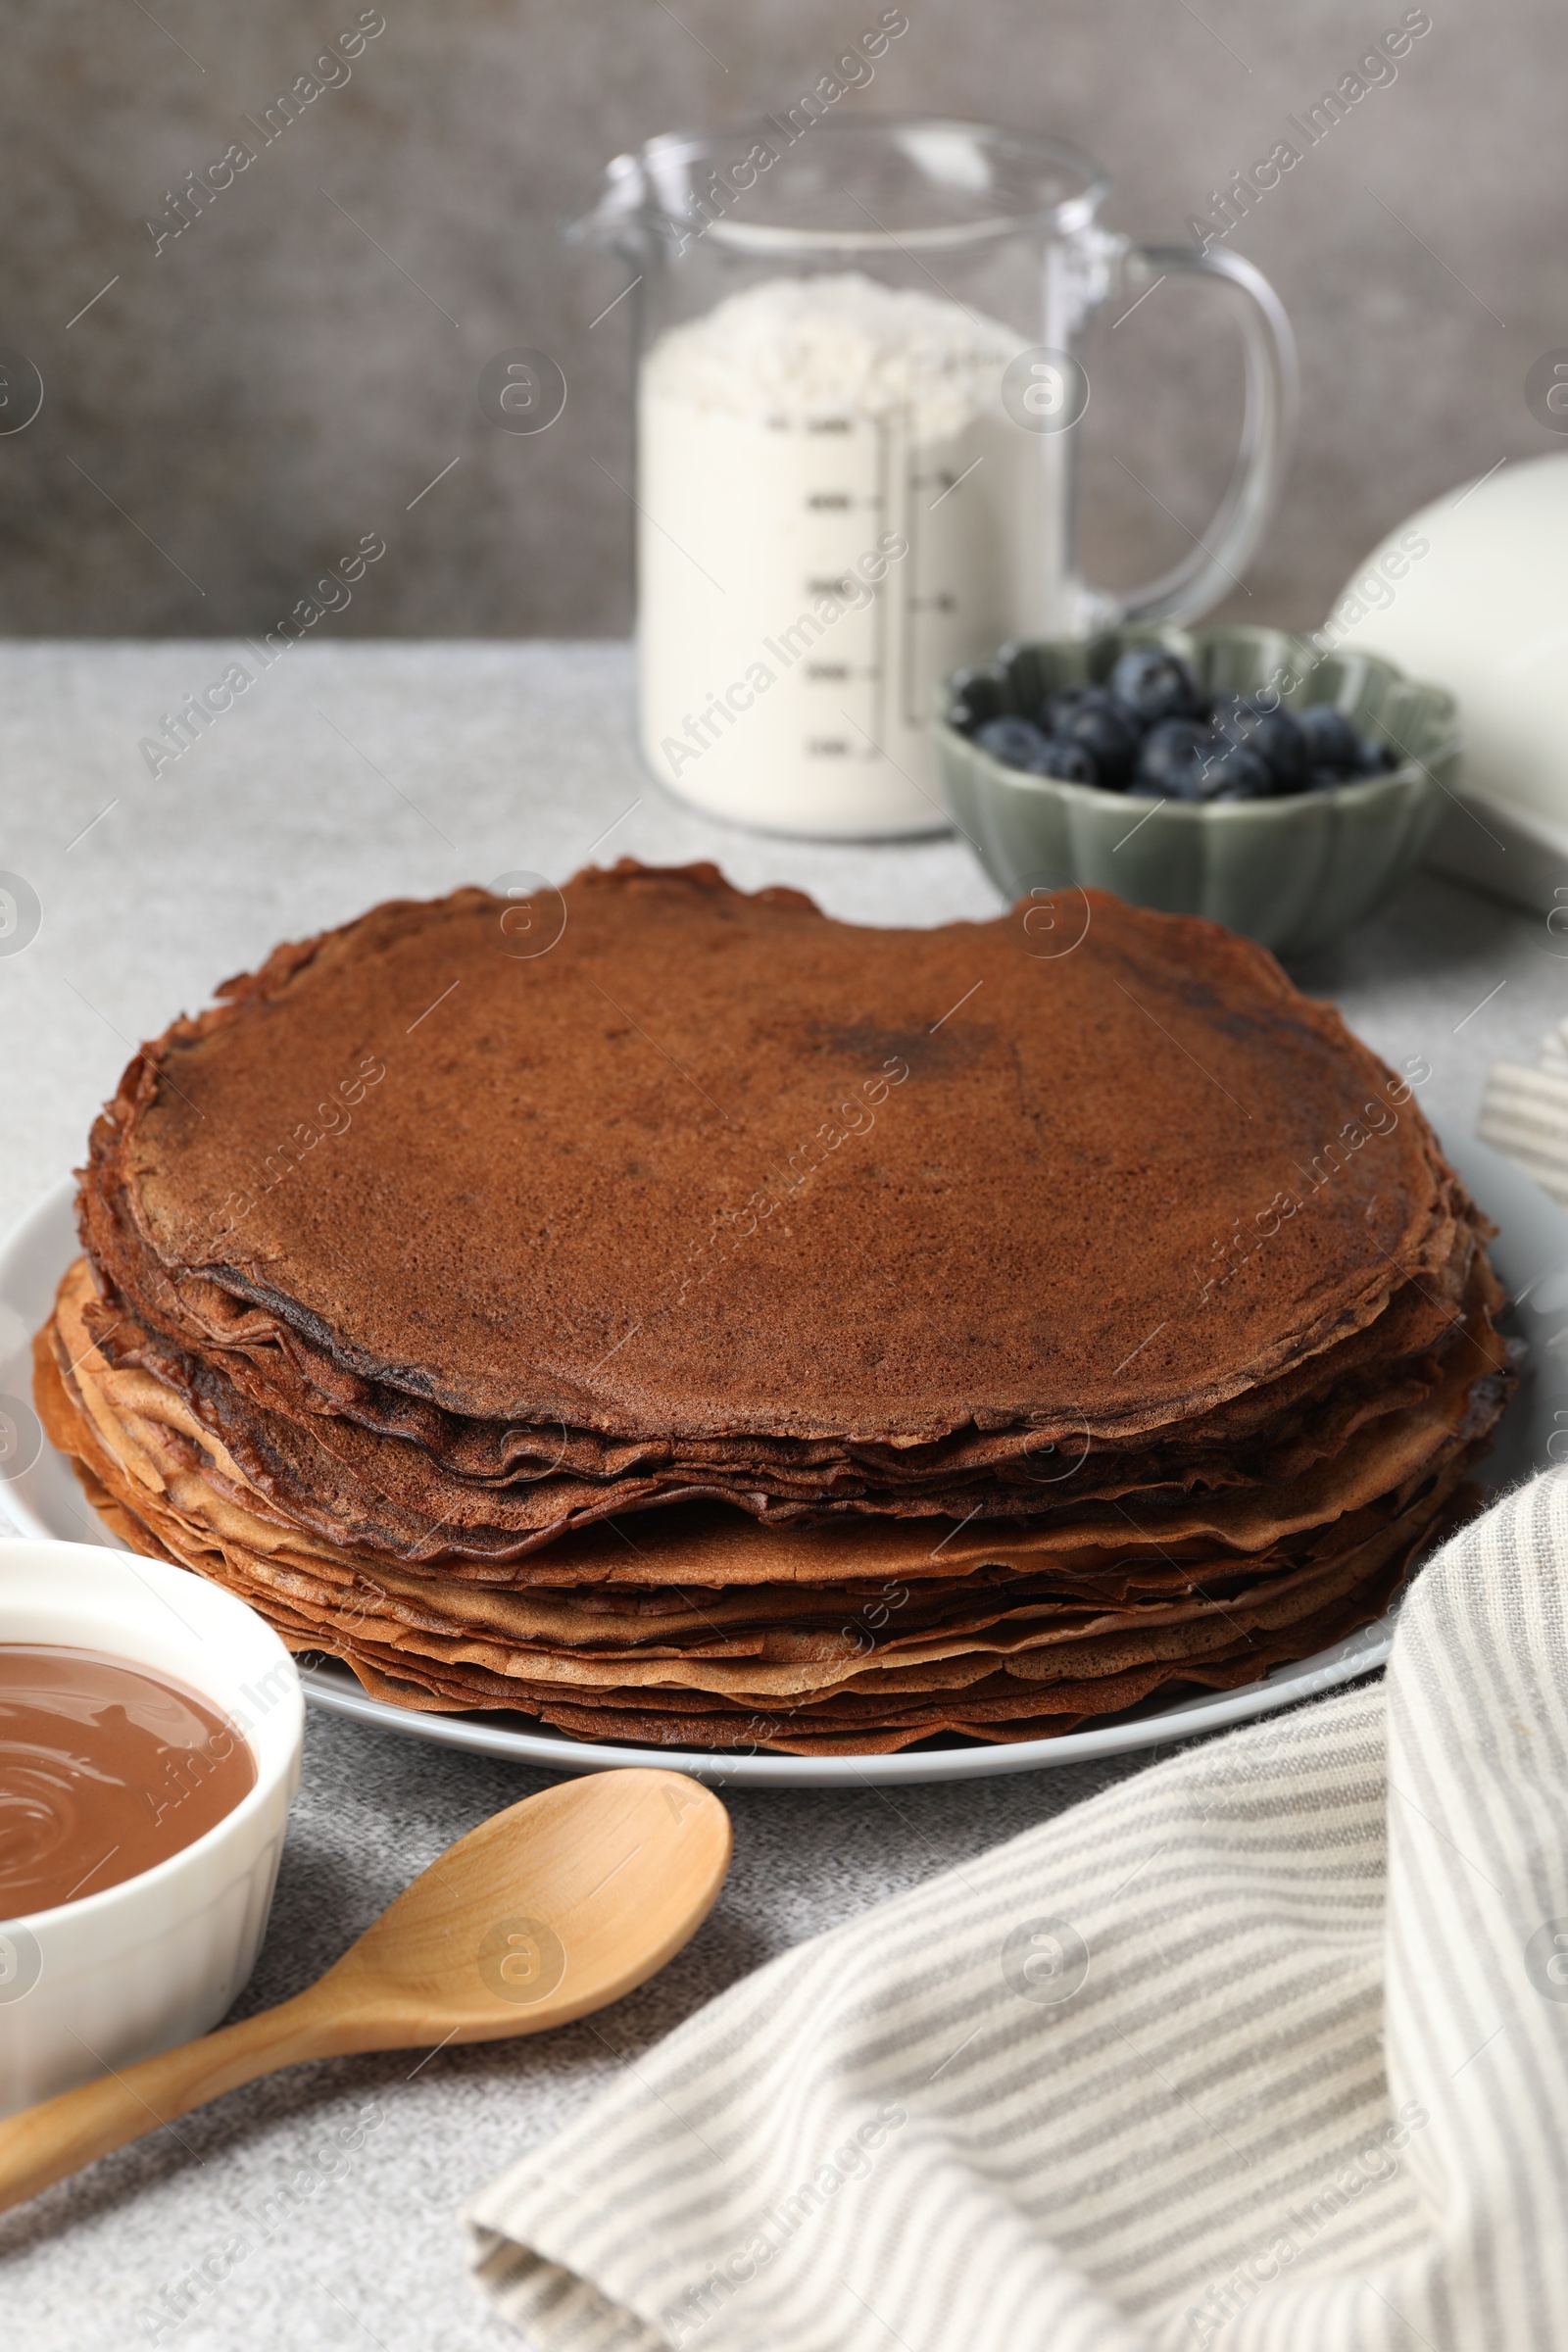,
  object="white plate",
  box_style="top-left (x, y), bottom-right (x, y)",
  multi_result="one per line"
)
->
top-left (3, 1133), bottom-right (1564, 1788)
